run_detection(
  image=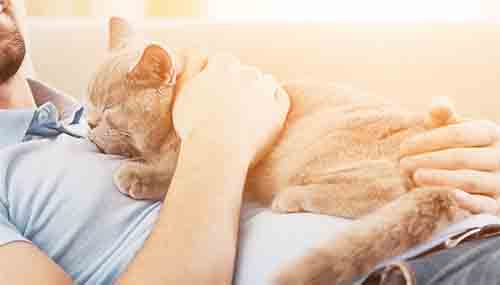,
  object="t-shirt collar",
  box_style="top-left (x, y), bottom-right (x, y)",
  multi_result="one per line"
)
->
top-left (0, 79), bottom-right (83, 148)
